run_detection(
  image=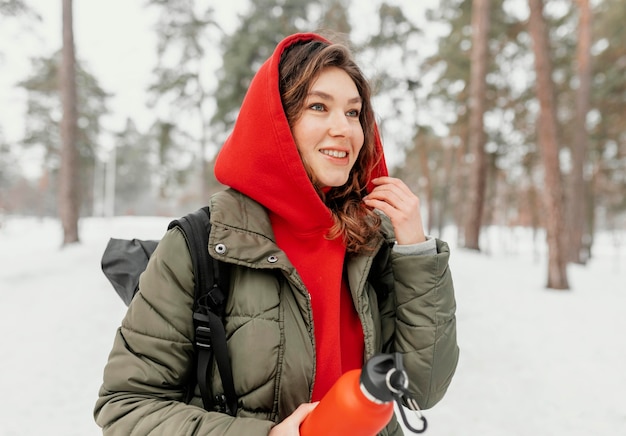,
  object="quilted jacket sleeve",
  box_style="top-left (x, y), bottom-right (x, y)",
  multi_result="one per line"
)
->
top-left (381, 238), bottom-right (459, 410)
top-left (94, 228), bottom-right (274, 435)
